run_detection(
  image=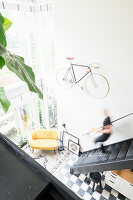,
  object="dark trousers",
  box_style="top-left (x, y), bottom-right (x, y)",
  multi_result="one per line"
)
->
top-left (95, 134), bottom-right (111, 153)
